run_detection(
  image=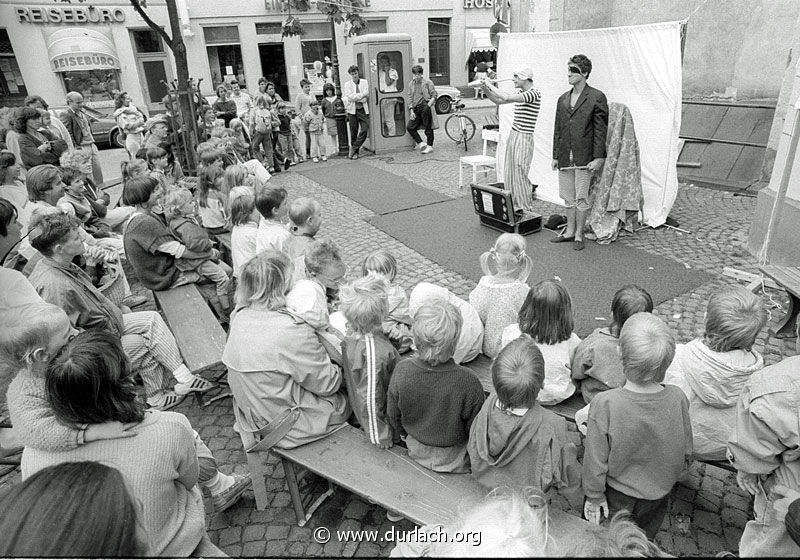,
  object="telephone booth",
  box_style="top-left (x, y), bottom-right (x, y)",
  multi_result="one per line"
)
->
top-left (352, 33), bottom-right (414, 153)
